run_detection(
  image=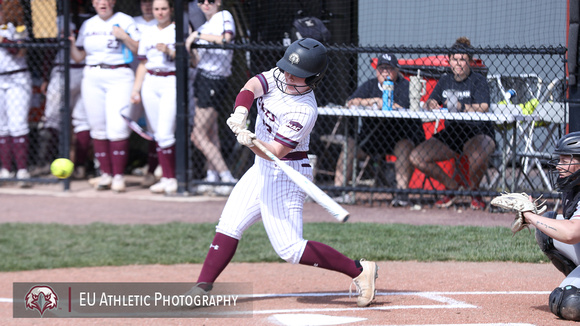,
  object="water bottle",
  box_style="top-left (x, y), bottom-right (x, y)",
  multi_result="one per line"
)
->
top-left (382, 77), bottom-right (394, 111)
top-left (505, 89), bottom-right (517, 103)
top-left (114, 24), bottom-right (133, 63)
